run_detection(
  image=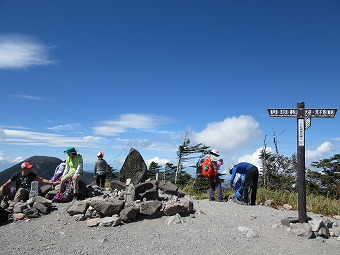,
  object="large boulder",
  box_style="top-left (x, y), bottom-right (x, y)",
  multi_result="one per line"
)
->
top-left (88, 198), bottom-right (124, 217)
top-left (158, 180), bottom-right (185, 197)
top-left (135, 181), bottom-right (158, 201)
top-left (110, 179), bottom-right (126, 191)
top-left (120, 148), bottom-right (147, 185)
